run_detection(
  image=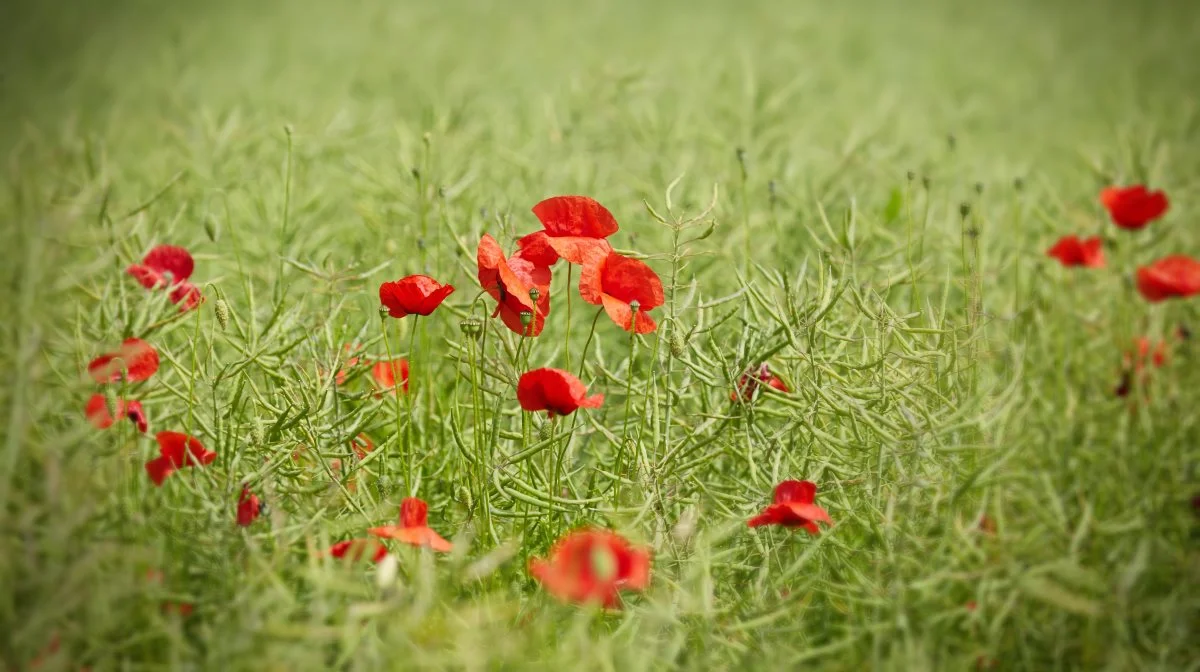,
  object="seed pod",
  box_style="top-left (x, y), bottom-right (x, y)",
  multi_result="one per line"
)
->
top-left (538, 422), bottom-right (553, 442)
top-left (528, 287), bottom-right (541, 302)
top-left (670, 332), bottom-right (685, 357)
top-left (214, 299), bottom-right (230, 330)
top-left (959, 202), bottom-right (972, 219)
top-left (204, 217), bottom-right (219, 243)
top-left (378, 305), bottom-right (391, 321)
top-left (459, 318), bottom-right (483, 340)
